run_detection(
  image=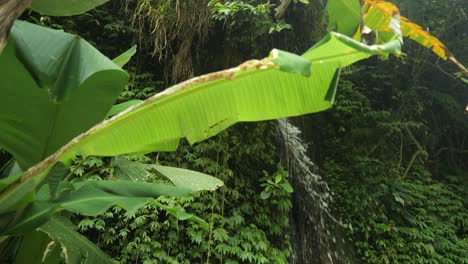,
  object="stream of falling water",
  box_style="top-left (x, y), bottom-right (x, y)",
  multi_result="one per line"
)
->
top-left (277, 119), bottom-right (352, 264)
